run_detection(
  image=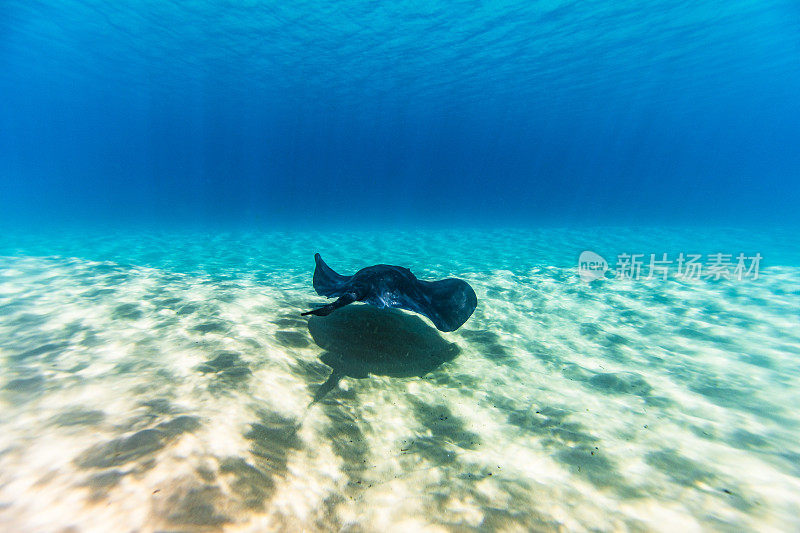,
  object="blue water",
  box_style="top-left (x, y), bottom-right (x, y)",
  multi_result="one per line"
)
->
top-left (2, 0), bottom-right (800, 227)
top-left (2, 2), bottom-right (800, 531)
